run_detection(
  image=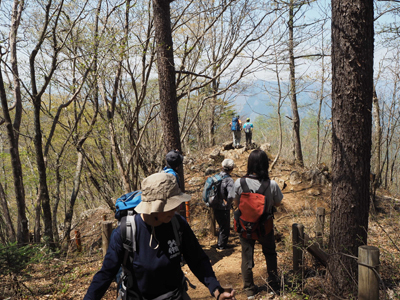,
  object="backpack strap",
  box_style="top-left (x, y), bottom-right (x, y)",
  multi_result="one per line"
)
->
top-left (256, 179), bottom-right (270, 195)
top-left (122, 211), bottom-right (137, 253)
top-left (240, 177), bottom-right (270, 194)
top-left (240, 177), bottom-right (251, 193)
